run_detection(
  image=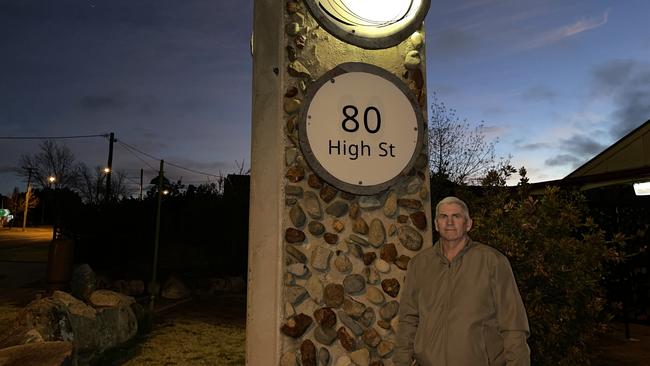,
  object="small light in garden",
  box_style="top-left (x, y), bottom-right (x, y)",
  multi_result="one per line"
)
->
top-left (162, 189), bottom-right (170, 195)
top-left (633, 181), bottom-right (650, 196)
top-left (48, 176), bottom-right (56, 183)
top-left (103, 167), bottom-right (111, 173)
